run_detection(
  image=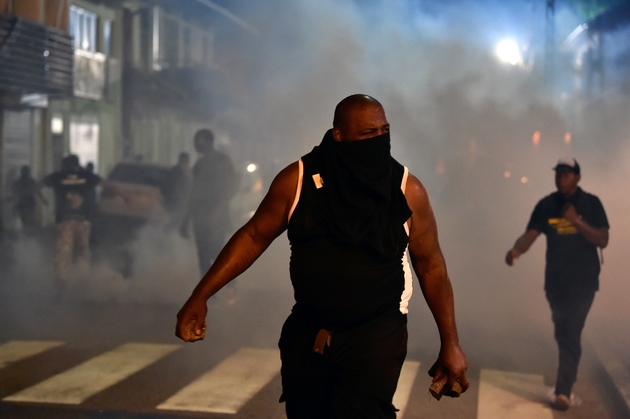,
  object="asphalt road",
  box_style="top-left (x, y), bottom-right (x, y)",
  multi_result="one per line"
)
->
top-left (1, 232), bottom-right (629, 419)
